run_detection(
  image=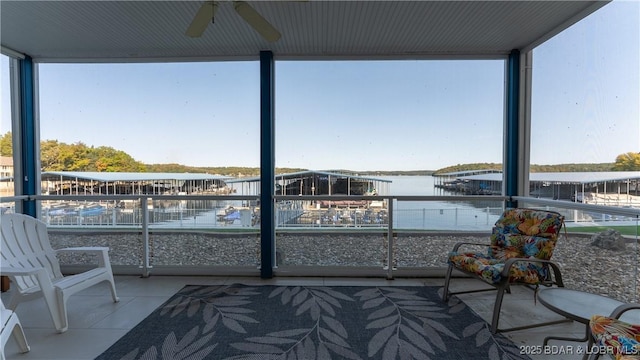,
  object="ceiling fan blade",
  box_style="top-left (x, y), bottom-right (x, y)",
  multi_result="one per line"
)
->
top-left (186, 1), bottom-right (218, 38)
top-left (234, 1), bottom-right (282, 42)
